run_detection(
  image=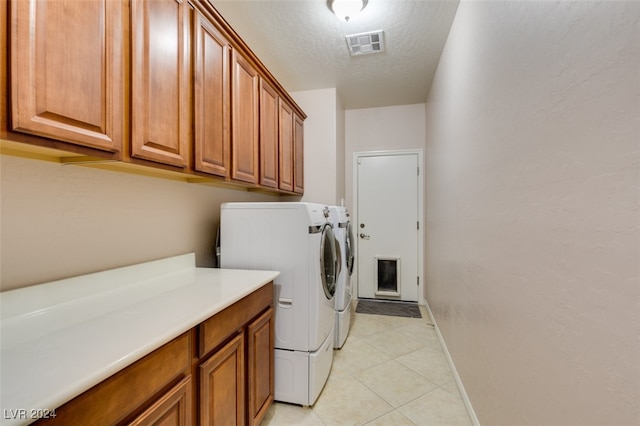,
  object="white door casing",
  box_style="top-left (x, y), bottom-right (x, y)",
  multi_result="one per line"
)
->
top-left (354, 150), bottom-right (423, 302)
